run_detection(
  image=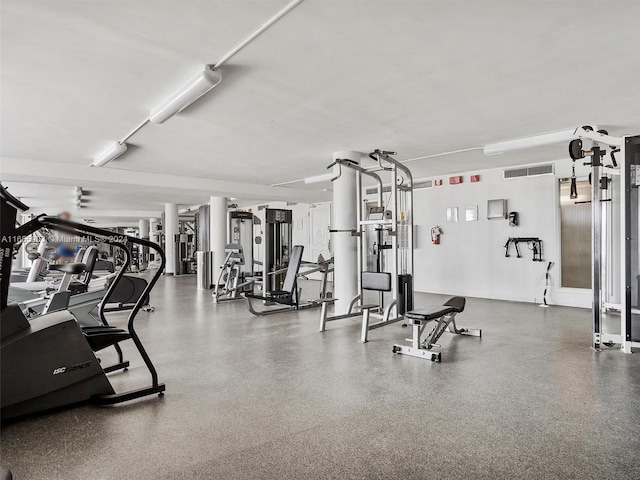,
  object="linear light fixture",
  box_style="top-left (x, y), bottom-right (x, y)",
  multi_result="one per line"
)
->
top-left (92, 141), bottom-right (128, 167)
top-left (149, 65), bottom-right (223, 124)
top-left (483, 129), bottom-right (578, 155)
top-left (304, 172), bottom-right (338, 184)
